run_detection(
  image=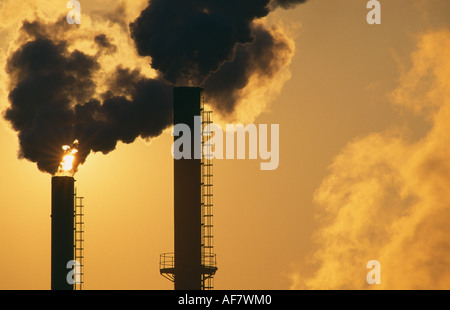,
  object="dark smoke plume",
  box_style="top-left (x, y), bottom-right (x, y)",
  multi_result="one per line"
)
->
top-left (203, 24), bottom-right (293, 113)
top-left (130, 0), bottom-right (272, 85)
top-left (4, 22), bottom-right (172, 174)
top-left (5, 0), bottom-right (307, 174)
top-left (130, 0), bottom-right (305, 111)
